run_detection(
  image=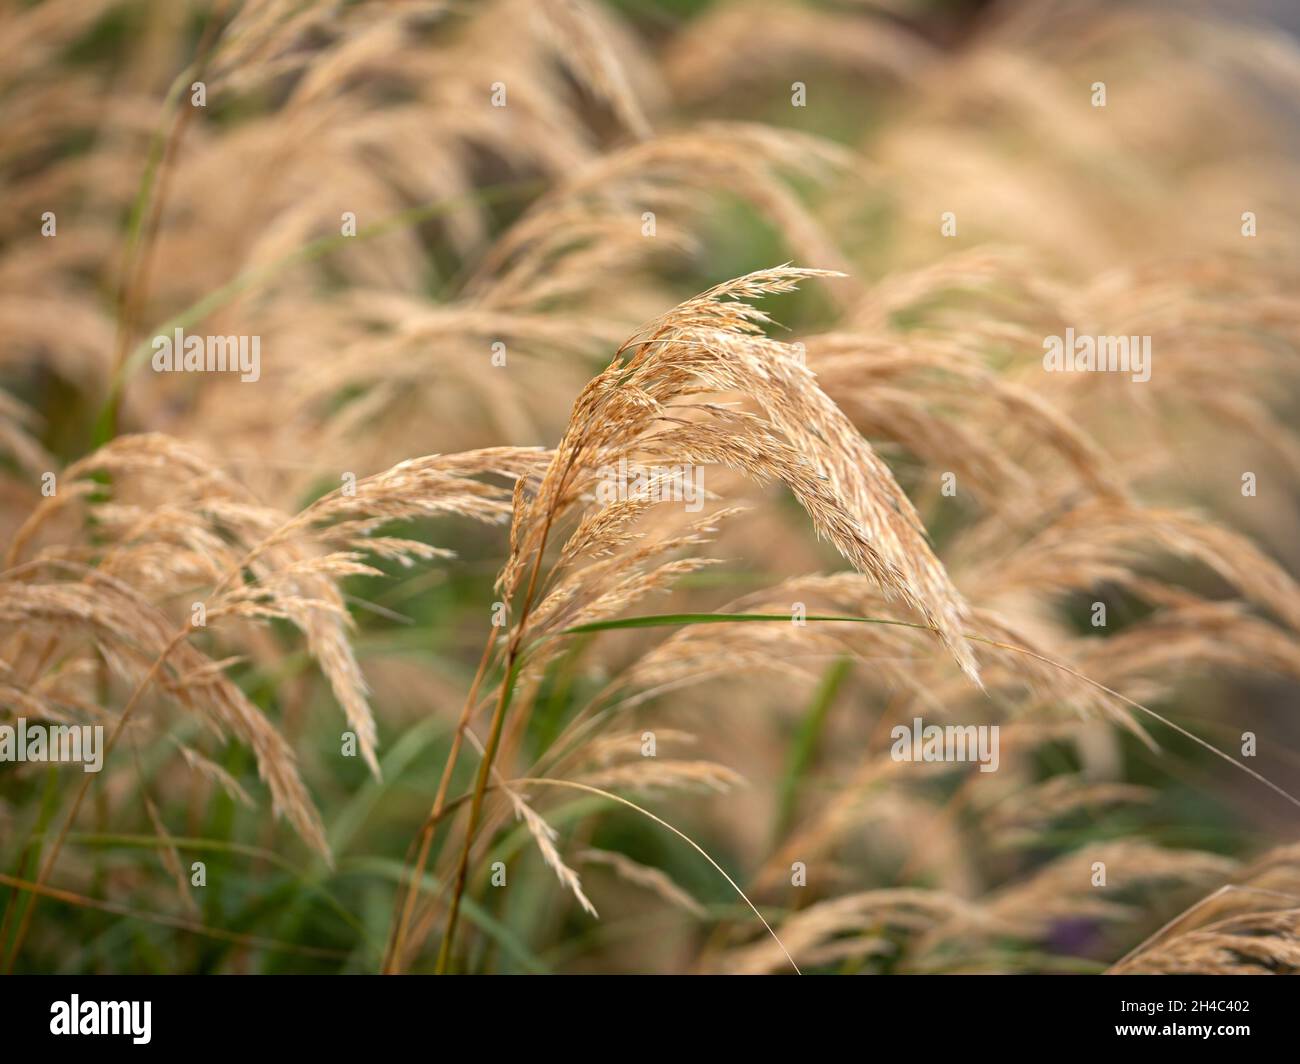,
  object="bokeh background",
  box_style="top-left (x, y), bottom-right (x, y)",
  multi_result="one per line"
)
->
top-left (2, 0), bottom-right (1299, 974)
